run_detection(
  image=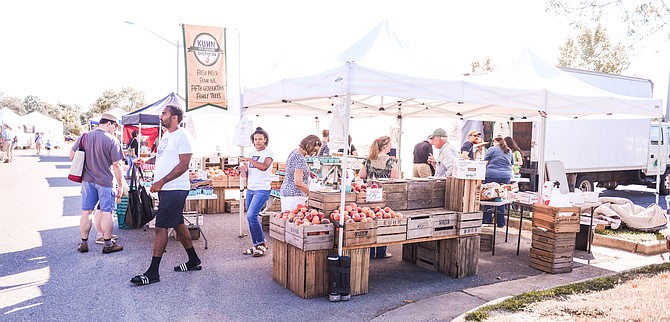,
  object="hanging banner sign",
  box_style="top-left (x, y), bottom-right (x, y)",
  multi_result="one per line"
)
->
top-left (182, 24), bottom-right (227, 111)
